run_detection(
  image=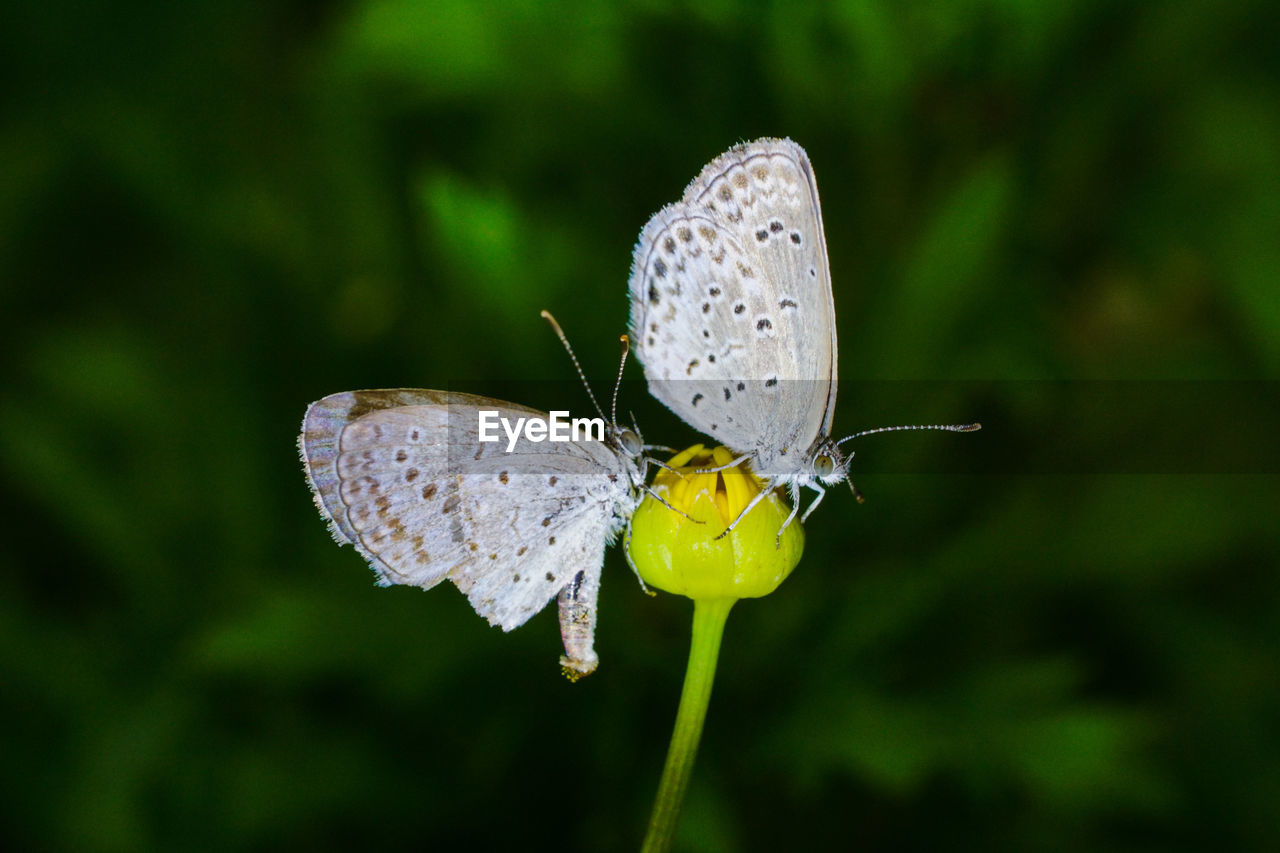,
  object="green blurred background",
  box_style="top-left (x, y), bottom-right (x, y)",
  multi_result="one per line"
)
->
top-left (2, 1), bottom-right (1278, 850)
